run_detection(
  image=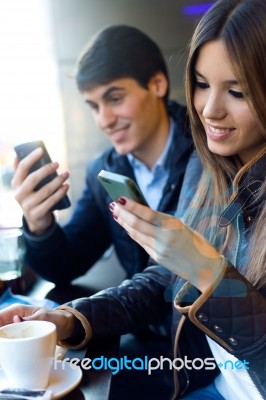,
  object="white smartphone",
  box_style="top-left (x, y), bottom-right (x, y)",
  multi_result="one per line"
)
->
top-left (97, 170), bottom-right (148, 206)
